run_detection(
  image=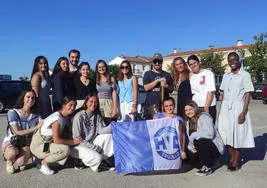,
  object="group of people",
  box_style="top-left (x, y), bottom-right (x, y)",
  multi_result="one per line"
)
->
top-left (1, 49), bottom-right (255, 177)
